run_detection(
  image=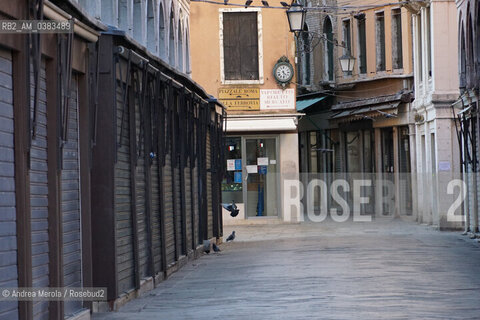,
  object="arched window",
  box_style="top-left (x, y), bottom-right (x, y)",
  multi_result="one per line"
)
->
top-left (460, 23), bottom-right (466, 88)
top-left (159, 3), bottom-right (166, 60)
top-left (468, 14), bottom-right (474, 87)
top-left (323, 17), bottom-right (334, 81)
top-left (169, 10), bottom-right (175, 66)
top-left (178, 20), bottom-right (184, 71)
top-left (147, 0), bottom-right (156, 53)
top-left (133, 0), bottom-right (143, 42)
top-left (185, 22), bottom-right (191, 74)
top-left (118, 0), bottom-right (128, 31)
top-left (297, 24), bottom-right (311, 85)
top-left (101, 0), bottom-right (115, 25)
